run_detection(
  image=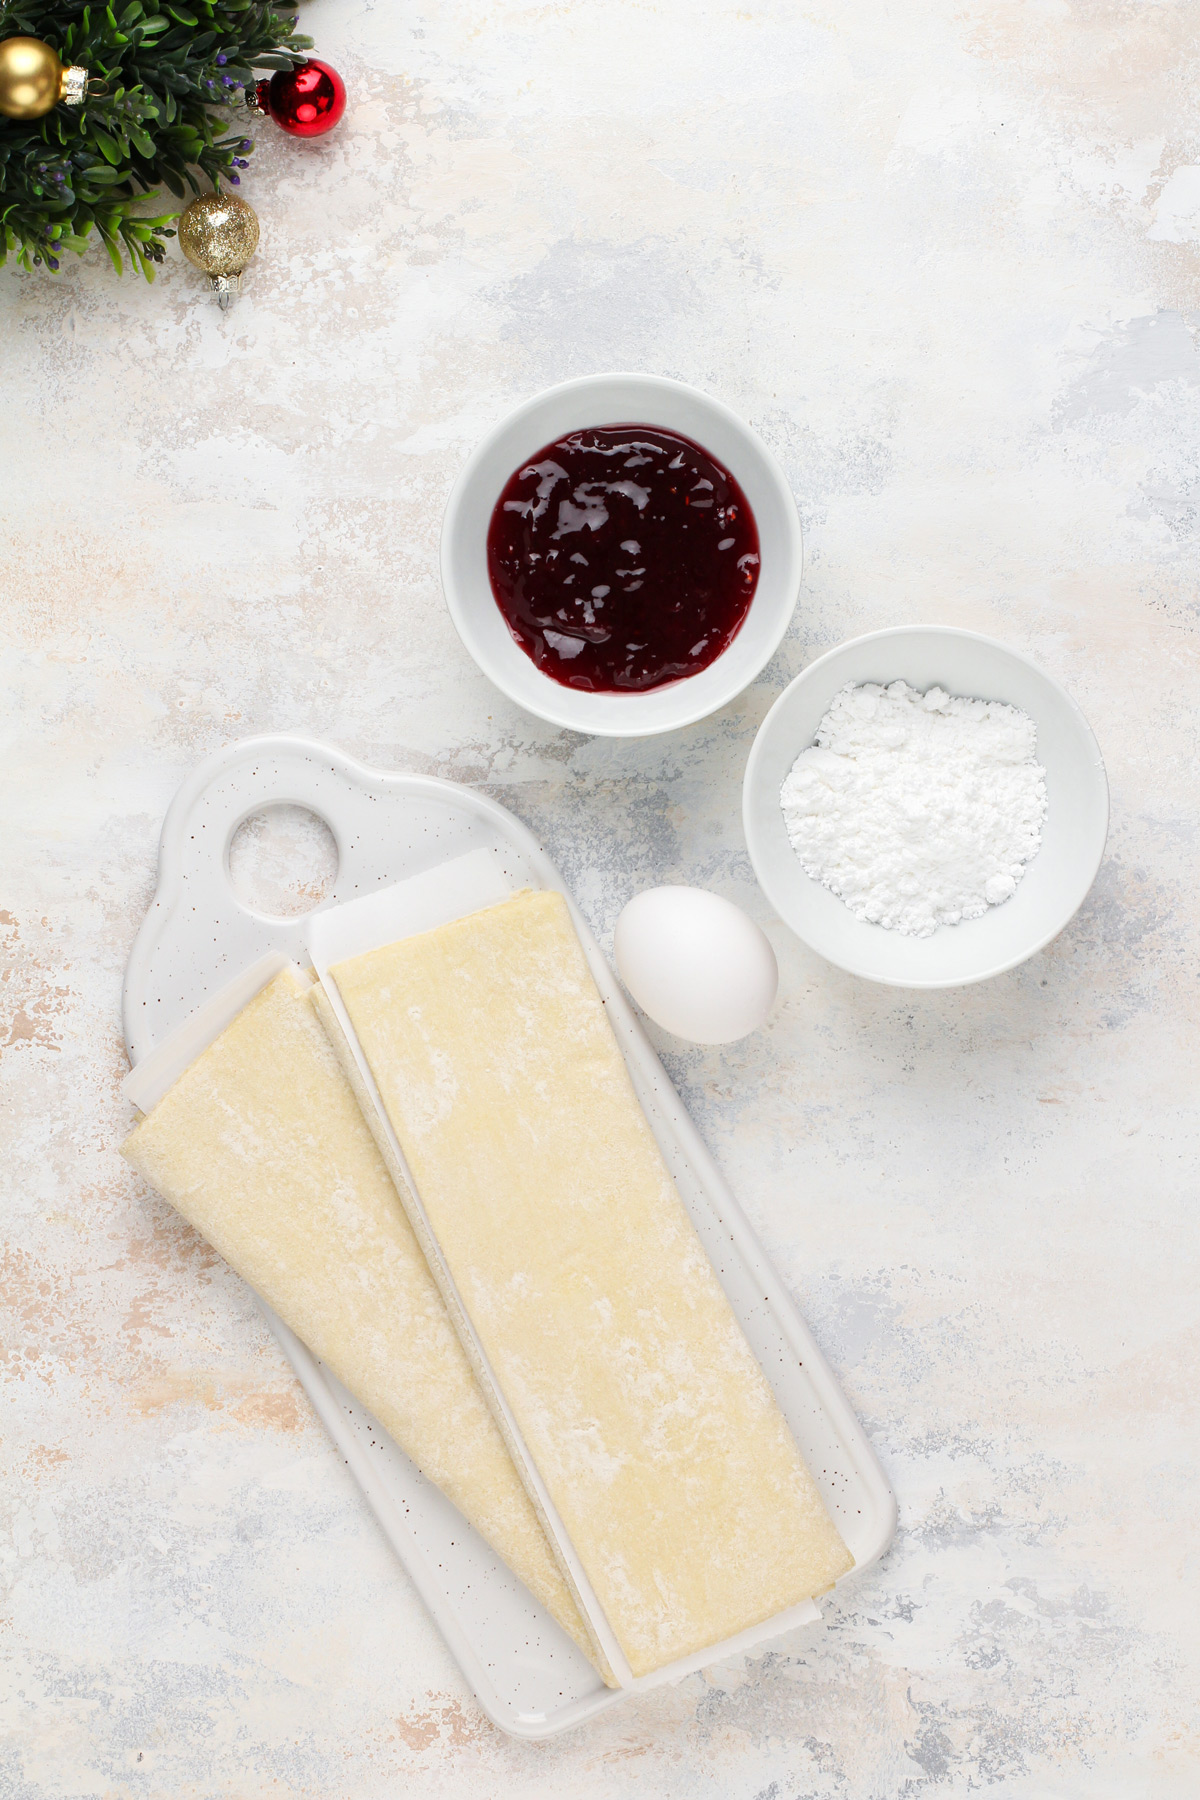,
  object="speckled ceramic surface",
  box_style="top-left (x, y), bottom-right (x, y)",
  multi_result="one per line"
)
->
top-left (3, 0), bottom-right (1198, 1794)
